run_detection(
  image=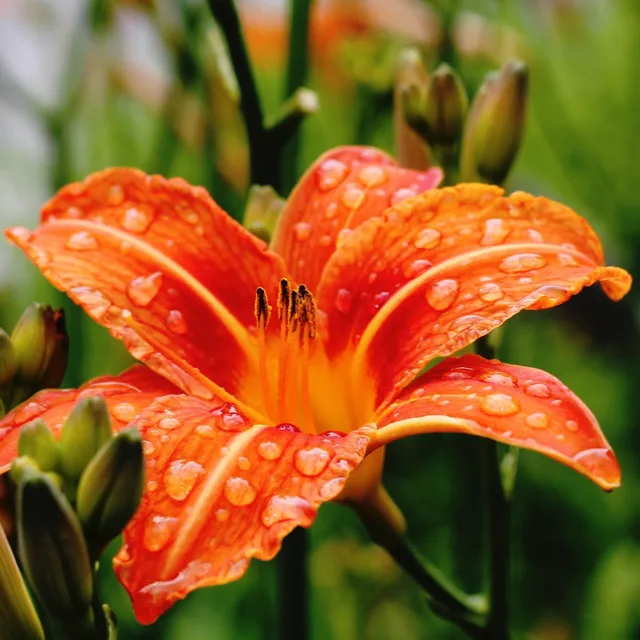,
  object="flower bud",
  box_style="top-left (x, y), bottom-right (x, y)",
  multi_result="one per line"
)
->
top-left (0, 518), bottom-right (45, 640)
top-left (10, 304), bottom-right (69, 394)
top-left (423, 63), bottom-right (468, 147)
top-left (243, 185), bottom-right (286, 243)
top-left (61, 397), bottom-right (113, 479)
top-left (77, 428), bottom-right (144, 553)
top-left (18, 419), bottom-right (62, 472)
top-left (17, 470), bottom-right (93, 624)
top-left (0, 329), bottom-right (17, 388)
top-left (460, 60), bottom-right (529, 184)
